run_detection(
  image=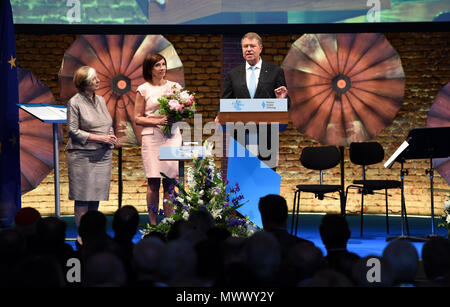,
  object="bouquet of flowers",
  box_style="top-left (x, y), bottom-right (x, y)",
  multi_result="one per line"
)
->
top-left (140, 142), bottom-right (258, 238)
top-left (438, 194), bottom-right (450, 237)
top-left (155, 85), bottom-right (196, 135)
